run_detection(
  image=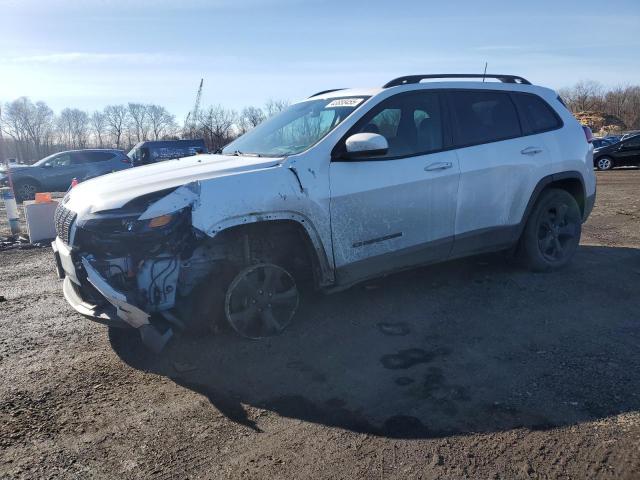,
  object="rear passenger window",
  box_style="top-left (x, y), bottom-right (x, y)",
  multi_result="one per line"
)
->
top-left (450, 91), bottom-right (521, 146)
top-left (512, 93), bottom-right (562, 134)
top-left (85, 152), bottom-right (115, 162)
